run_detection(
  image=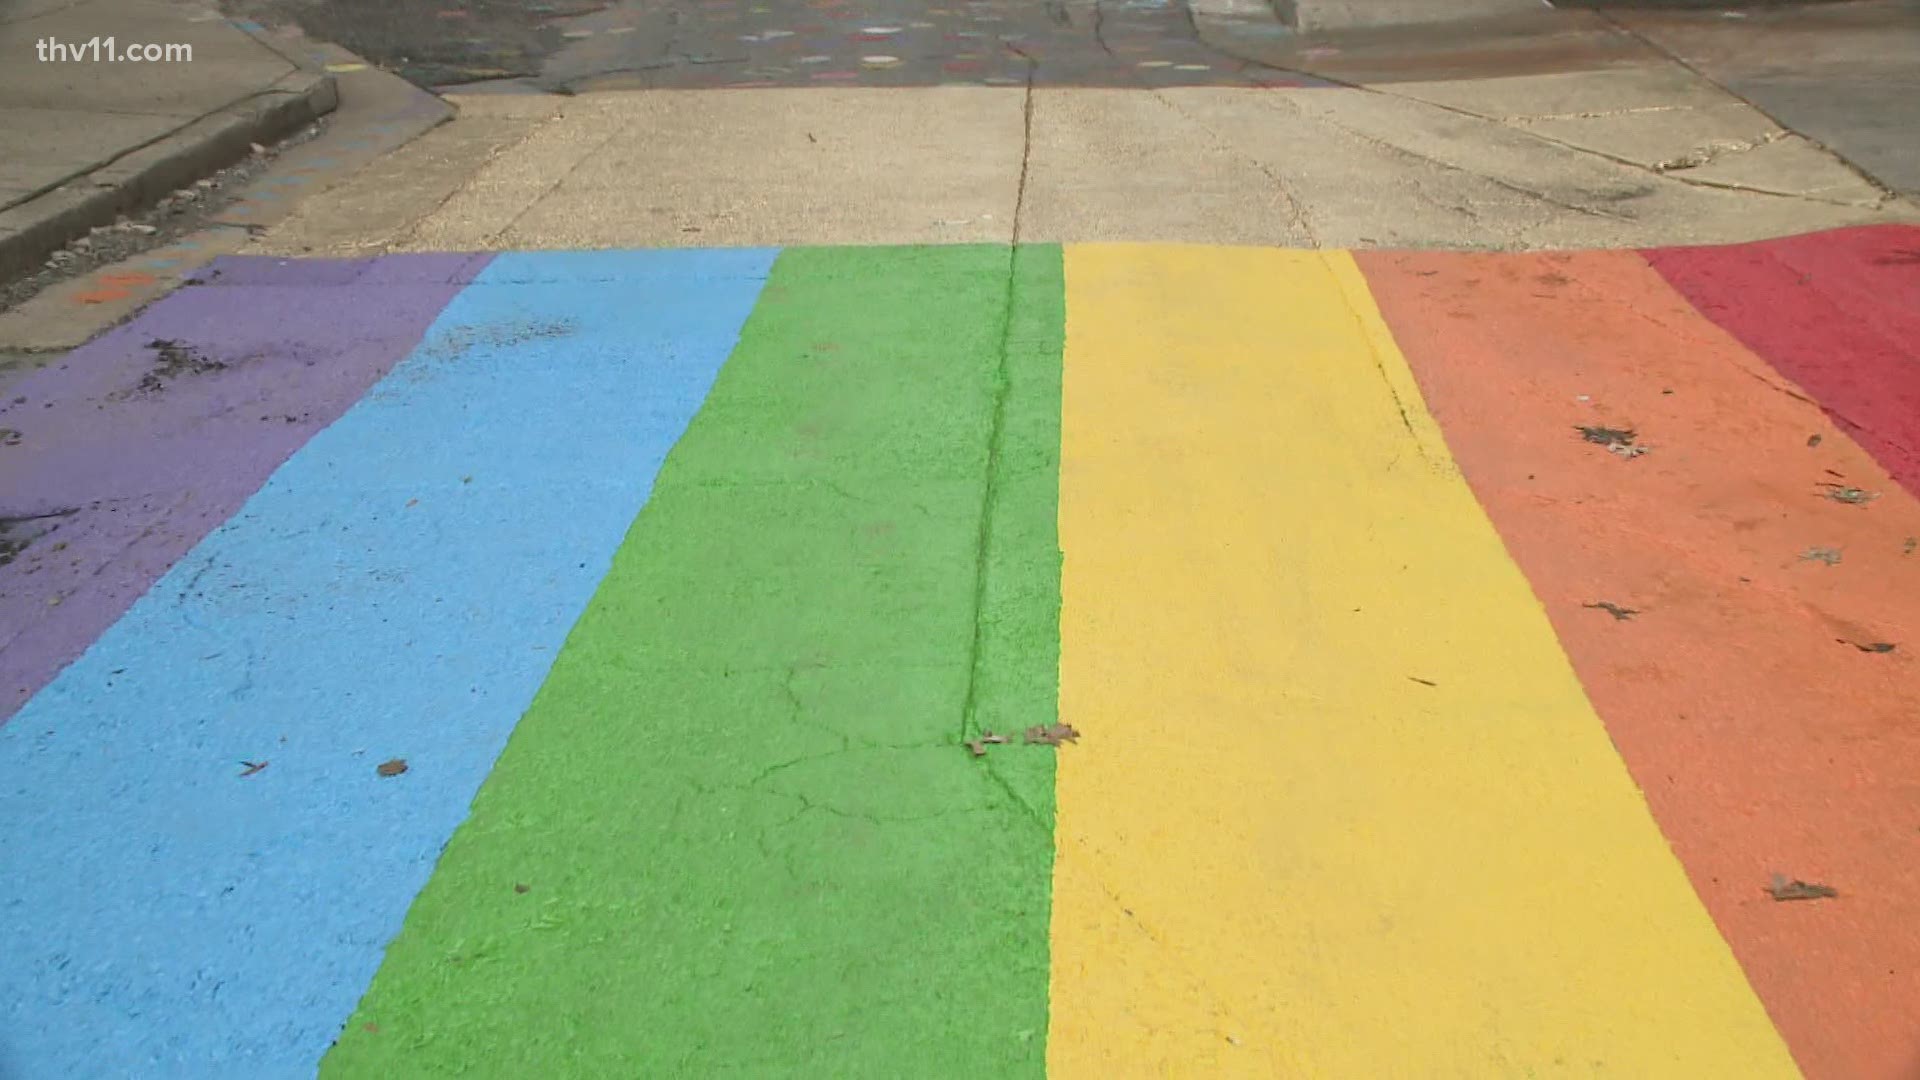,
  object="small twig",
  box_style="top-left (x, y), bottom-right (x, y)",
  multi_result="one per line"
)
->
top-left (1583, 601), bottom-right (1639, 621)
top-left (1766, 874), bottom-right (1837, 901)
